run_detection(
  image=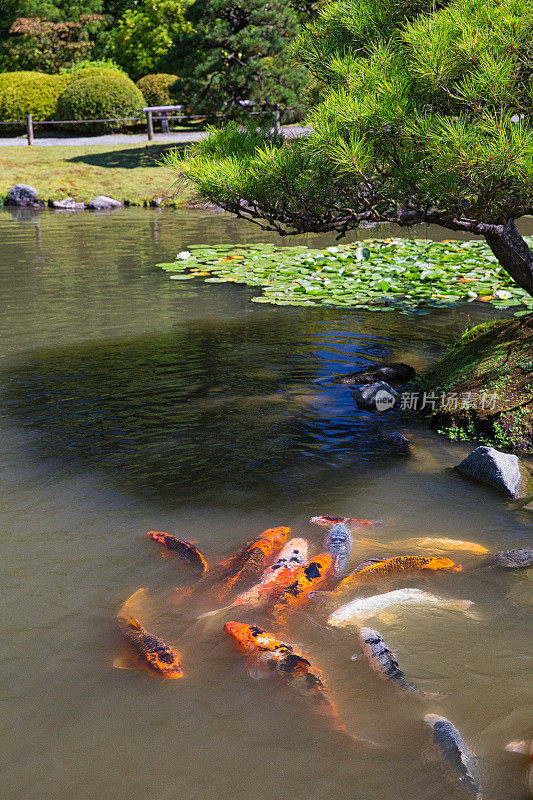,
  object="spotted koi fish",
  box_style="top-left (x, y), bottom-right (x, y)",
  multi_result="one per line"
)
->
top-left (310, 515), bottom-right (377, 528)
top-left (273, 553), bottom-right (333, 624)
top-left (232, 538), bottom-right (309, 606)
top-left (358, 627), bottom-right (421, 694)
top-left (115, 589), bottom-right (183, 678)
top-left (223, 621), bottom-right (324, 685)
top-left (337, 555), bottom-right (461, 590)
top-left (215, 526), bottom-right (290, 600)
top-left (147, 530), bottom-right (209, 574)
